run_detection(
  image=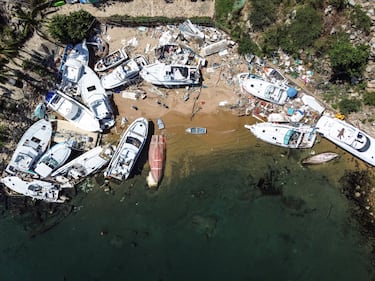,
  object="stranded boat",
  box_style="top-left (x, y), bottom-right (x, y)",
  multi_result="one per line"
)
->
top-left (46, 90), bottom-right (102, 133)
top-left (186, 127), bottom-right (207, 134)
top-left (104, 117), bottom-right (149, 181)
top-left (147, 135), bottom-right (166, 188)
top-left (302, 152), bottom-right (340, 165)
top-left (94, 46), bottom-right (128, 72)
top-left (316, 115), bottom-right (375, 166)
top-left (140, 63), bottom-right (201, 87)
top-left (242, 76), bottom-right (297, 105)
top-left (1, 176), bottom-right (68, 203)
top-left (5, 119), bottom-right (52, 175)
top-left (245, 122), bottom-right (317, 149)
